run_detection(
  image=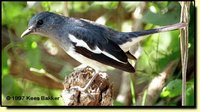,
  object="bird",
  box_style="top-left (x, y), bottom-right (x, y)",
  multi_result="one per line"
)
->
top-left (21, 11), bottom-right (186, 91)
